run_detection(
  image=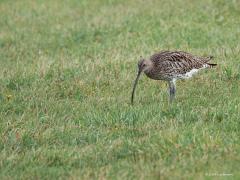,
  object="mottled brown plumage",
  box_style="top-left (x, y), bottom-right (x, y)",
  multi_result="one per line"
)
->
top-left (131, 51), bottom-right (217, 104)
